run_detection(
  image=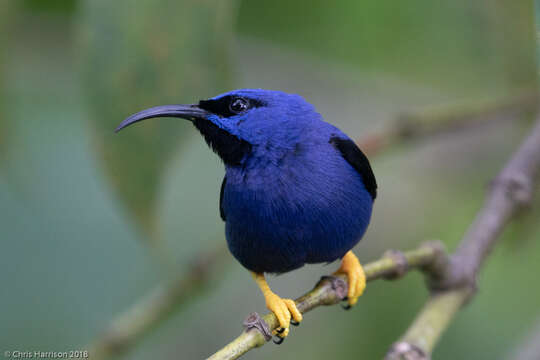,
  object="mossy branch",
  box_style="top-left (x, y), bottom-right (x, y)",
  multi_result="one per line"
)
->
top-left (207, 242), bottom-right (449, 360)
top-left (386, 115), bottom-right (540, 360)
